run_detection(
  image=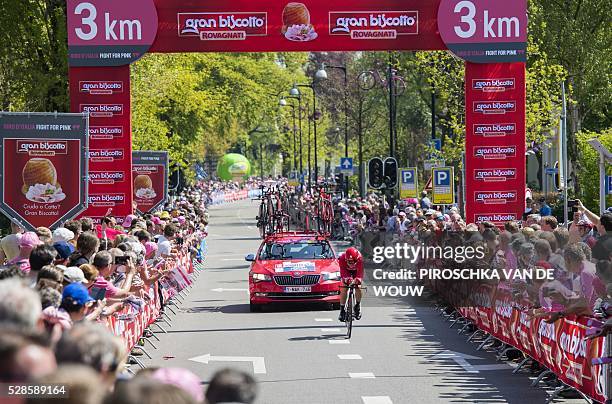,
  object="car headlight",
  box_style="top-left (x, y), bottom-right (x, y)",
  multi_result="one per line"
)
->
top-left (251, 272), bottom-right (272, 282)
top-left (323, 271), bottom-right (341, 281)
